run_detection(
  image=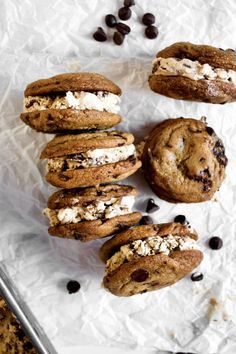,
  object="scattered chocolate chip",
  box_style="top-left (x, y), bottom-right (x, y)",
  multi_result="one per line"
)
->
top-left (139, 215), bottom-right (153, 225)
top-left (66, 280), bottom-right (81, 294)
top-left (105, 14), bottom-right (117, 28)
top-left (226, 48), bottom-right (235, 52)
top-left (131, 268), bottom-right (149, 282)
top-left (206, 126), bottom-right (214, 136)
top-left (93, 27), bottom-right (107, 42)
top-left (116, 22), bottom-right (131, 35)
top-left (142, 13), bottom-right (155, 26)
top-left (124, 0), bottom-right (135, 6)
top-left (174, 215), bottom-right (187, 225)
top-left (146, 198), bottom-right (160, 213)
top-left (191, 272), bottom-right (204, 282)
top-left (145, 25), bottom-right (158, 39)
top-left (118, 6), bottom-right (132, 21)
top-left (209, 236), bottom-right (223, 250)
top-left (113, 31), bottom-right (125, 45)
